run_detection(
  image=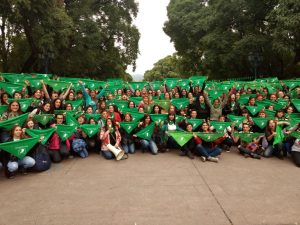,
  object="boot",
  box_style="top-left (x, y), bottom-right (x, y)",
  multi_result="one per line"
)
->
top-left (186, 150), bottom-right (194, 159)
